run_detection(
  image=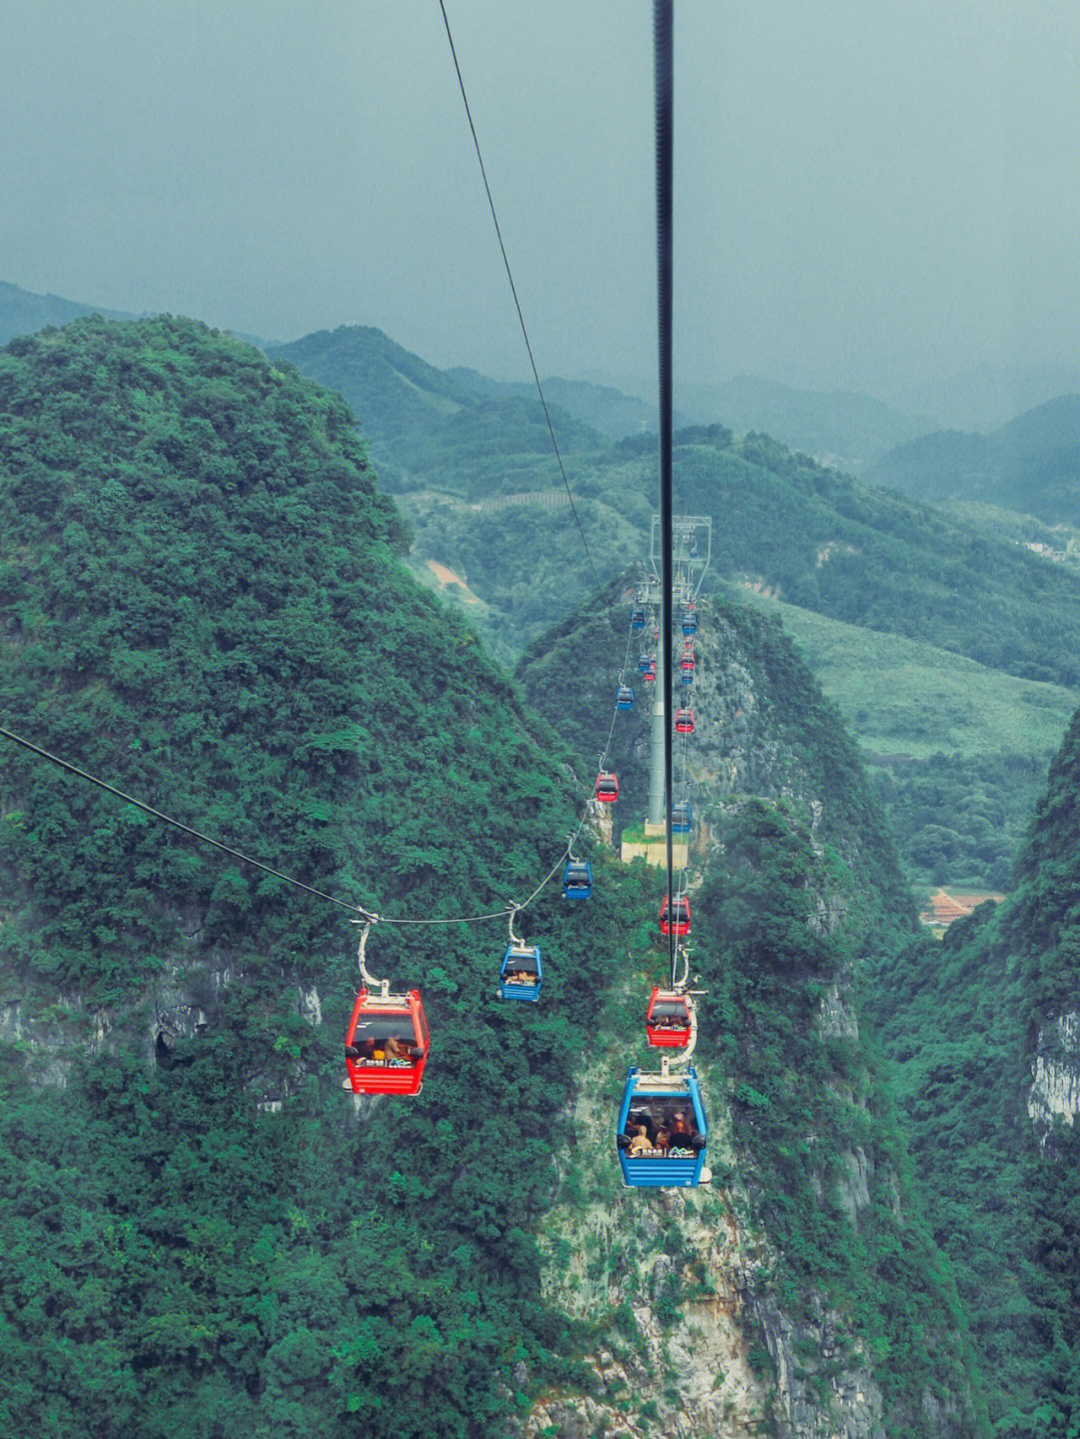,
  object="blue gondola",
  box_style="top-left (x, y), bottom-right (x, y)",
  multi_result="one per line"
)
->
top-left (671, 801), bottom-right (692, 833)
top-left (630, 606), bottom-right (646, 631)
top-left (562, 858), bottom-right (593, 901)
top-left (681, 669), bottom-right (693, 687)
top-left (617, 684), bottom-right (635, 711)
top-left (499, 943), bottom-right (543, 1002)
top-left (638, 652), bottom-right (654, 673)
top-left (617, 1065), bottom-right (708, 1188)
